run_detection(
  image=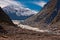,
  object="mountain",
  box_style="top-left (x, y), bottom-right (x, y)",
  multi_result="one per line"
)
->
top-left (3, 5), bottom-right (37, 20)
top-left (21, 0), bottom-right (60, 29)
top-left (0, 8), bottom-right (49, 40)
top-left (0, 1), bottom-right (60, 40)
